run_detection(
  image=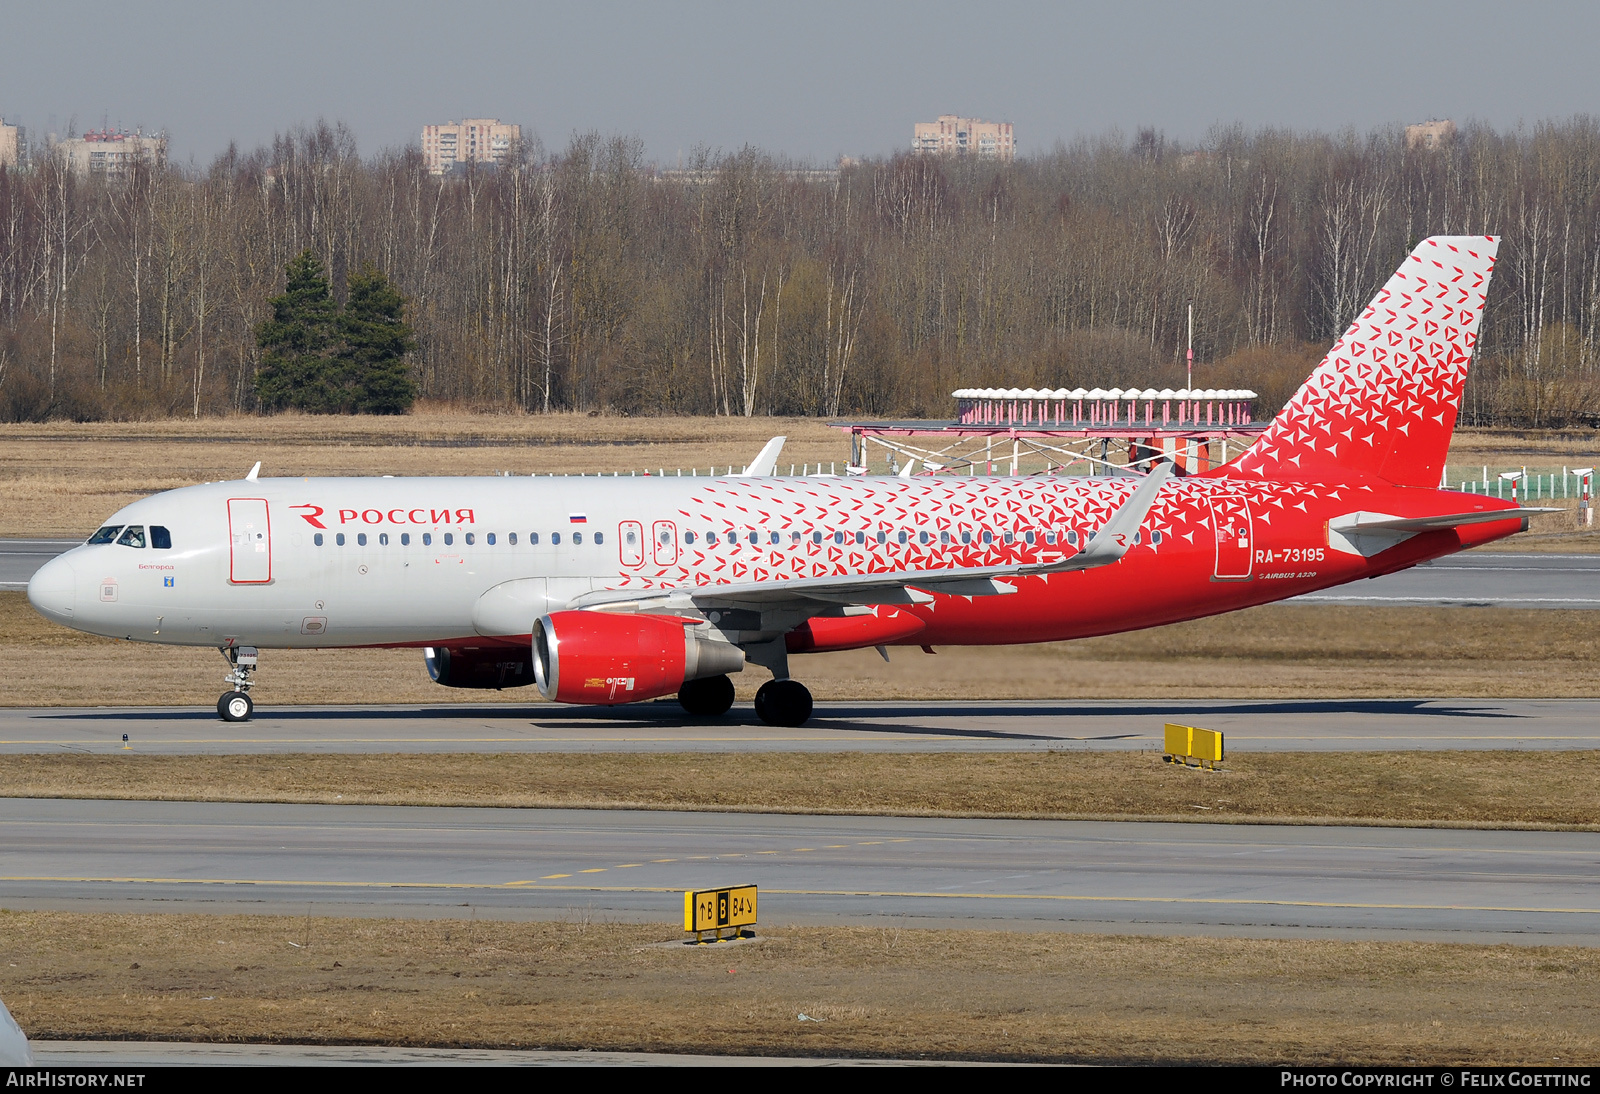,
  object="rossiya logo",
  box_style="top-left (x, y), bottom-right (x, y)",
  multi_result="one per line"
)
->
top-left (291, 504), bottom-right (476, 529)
